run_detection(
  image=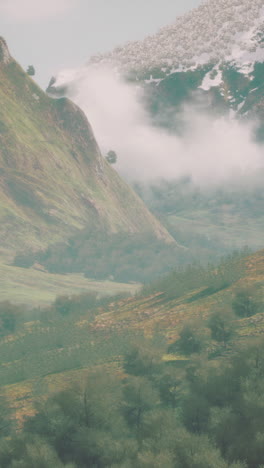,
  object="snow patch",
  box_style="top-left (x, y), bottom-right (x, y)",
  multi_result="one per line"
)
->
top-left (144, 75), bottom-right (162, 85)
top-left (199, 68), bottom-right (223, 91)
top-left (237, 100), bottom-right (245, 111)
